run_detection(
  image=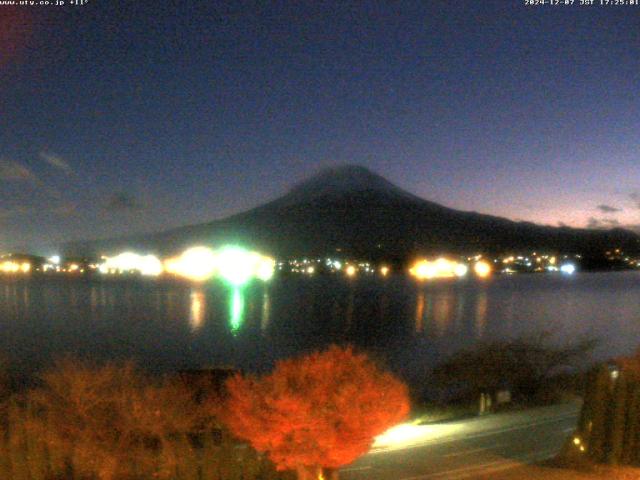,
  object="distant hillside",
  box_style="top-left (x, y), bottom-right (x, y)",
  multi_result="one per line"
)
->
top-left (64, 165), bottom-right (640, 260)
